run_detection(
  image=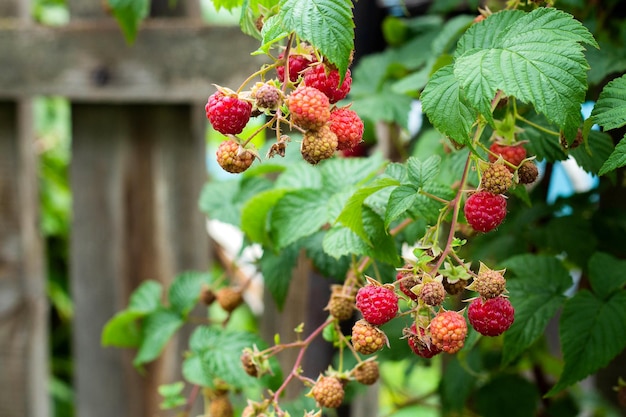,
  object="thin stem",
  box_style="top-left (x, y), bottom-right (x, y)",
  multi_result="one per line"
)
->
top-left (419, 189), bottom-right (450, 205)
top-left (516, 114), bottom-right (560, 137)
